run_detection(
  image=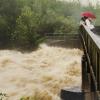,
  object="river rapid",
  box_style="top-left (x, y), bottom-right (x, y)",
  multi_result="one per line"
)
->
top-left (0, 43), bottom-right (83, 100)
